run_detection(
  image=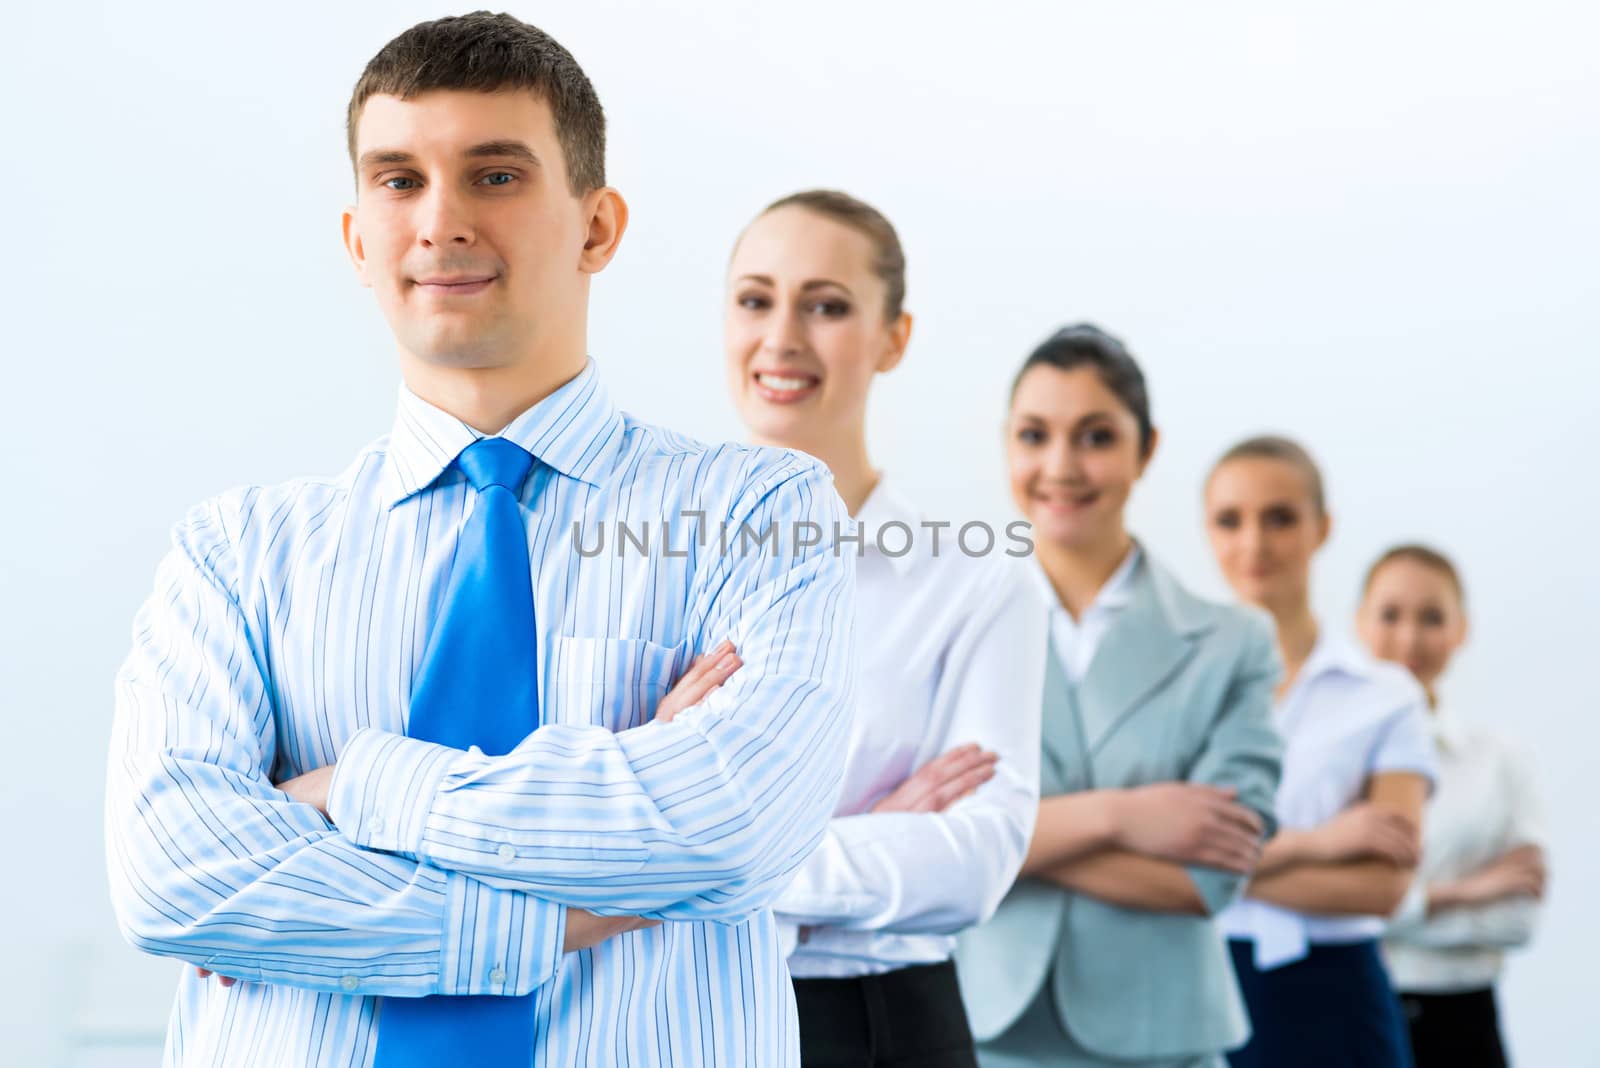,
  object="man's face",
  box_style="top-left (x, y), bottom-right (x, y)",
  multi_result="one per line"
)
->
top-left (344, 89), bottom-right (591, 371)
